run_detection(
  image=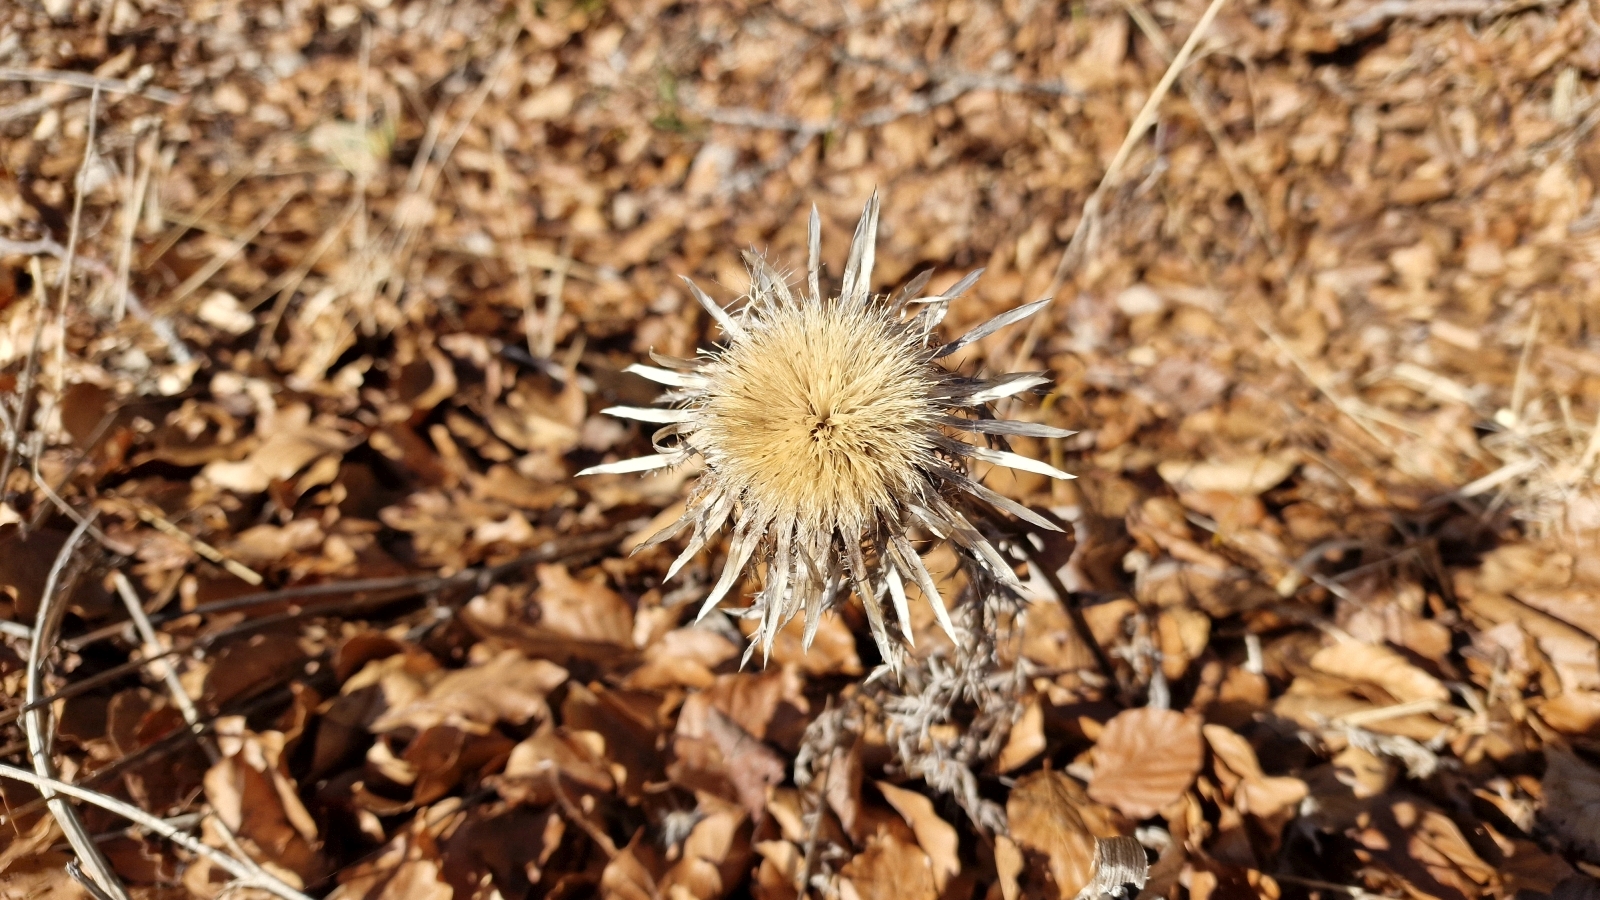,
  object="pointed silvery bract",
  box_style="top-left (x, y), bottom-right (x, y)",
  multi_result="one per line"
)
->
top-left (580, 197), bottom-right (1072, 662)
